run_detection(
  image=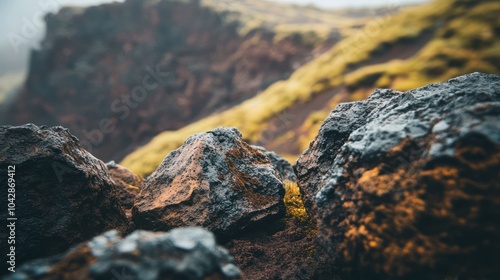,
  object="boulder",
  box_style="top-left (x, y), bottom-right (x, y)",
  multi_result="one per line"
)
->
top-left (106, 161), bottom-right (143, 215)
top-left (7, 227), bottom-right (242, 280)
top-left (0, 124), bottom-right (128, 265)
top-left (132, 127), bottom-right (285, 237)
top-left (295, 73), bottom-right (500, 278)
top-left (252, 145), bottom-right (297, 183)
top-left (294, 88), bottom-right (397, 216)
